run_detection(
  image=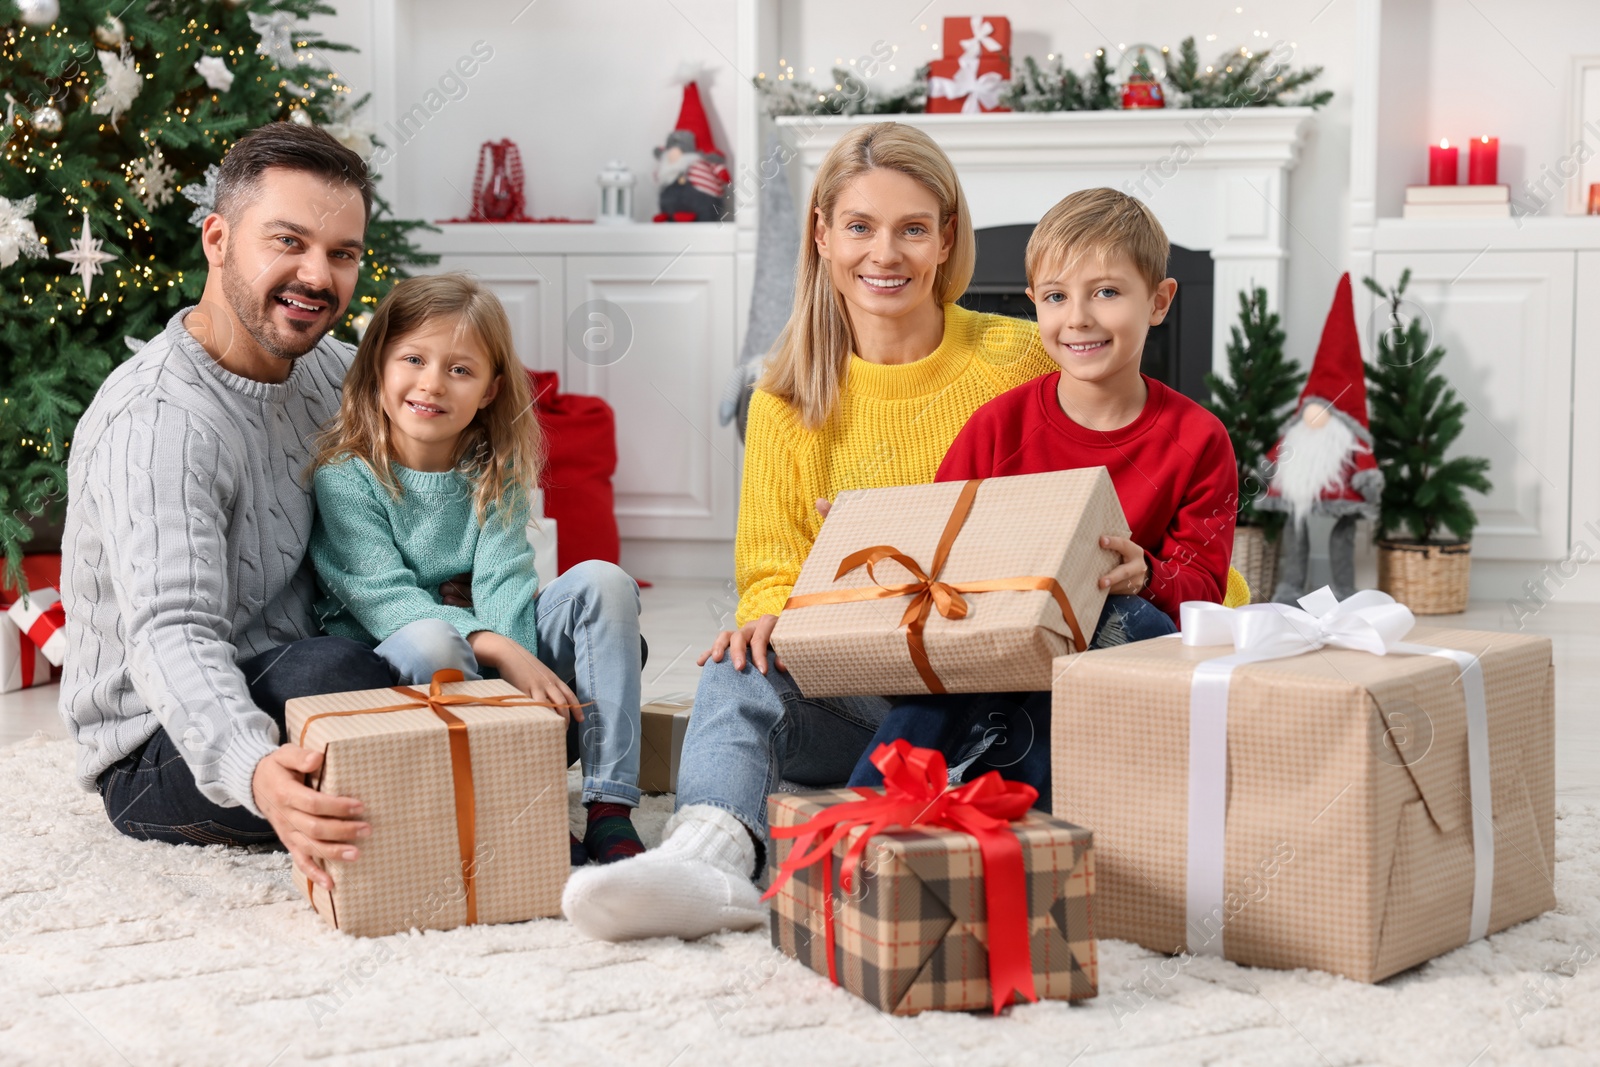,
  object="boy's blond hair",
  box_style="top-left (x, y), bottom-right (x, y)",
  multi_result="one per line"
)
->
top-left (1025, 188), bottom-right (1170, 293)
